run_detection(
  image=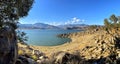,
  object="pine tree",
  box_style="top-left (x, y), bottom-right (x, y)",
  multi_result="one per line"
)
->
top-left (117, 16), bottom-right (120, 27)
top-left (109, 14), bottom-right (118, 24)
top-left (104, 19), bottom-right (110, 27)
